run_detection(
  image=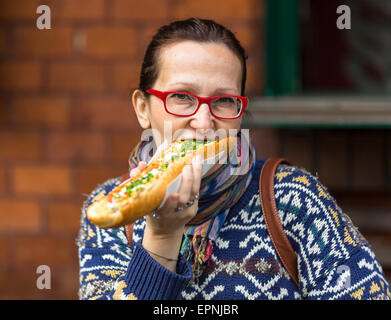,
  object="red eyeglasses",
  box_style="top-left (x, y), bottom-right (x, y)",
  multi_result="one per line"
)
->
top-left (146, 89), bottom-right (248, 120)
